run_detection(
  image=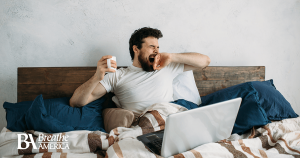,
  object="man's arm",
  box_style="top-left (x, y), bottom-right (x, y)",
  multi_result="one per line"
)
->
top-left (153, 52), bottom-right (210, 71)
top-left (170, 53), bottom-right (211, 71)
top-left (69, 55), bottom-right (117, 107)
top-left (69, 75), bottom-right (106, 107)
